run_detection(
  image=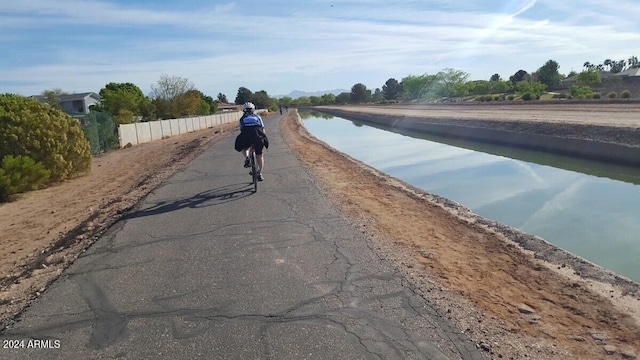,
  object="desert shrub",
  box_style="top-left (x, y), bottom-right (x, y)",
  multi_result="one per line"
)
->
top-left (0, 155), bottom-right (50, 200)
top-left (494, 95), bottom-right (500, 101)
top-left (607, 91), bottom-right (618, 99)
top-left (620, 90), bottom-right (632, 99)
top-left (507, 95), bottom-right (515, 100)
top-left (0, 94), bottom-right (91, 182)
top-left (569, 85), bottom-right (593, 99)
top-left (521, 92), bottom-right (533, 101)
top-left (592, 93), bottom-right (601, 99)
